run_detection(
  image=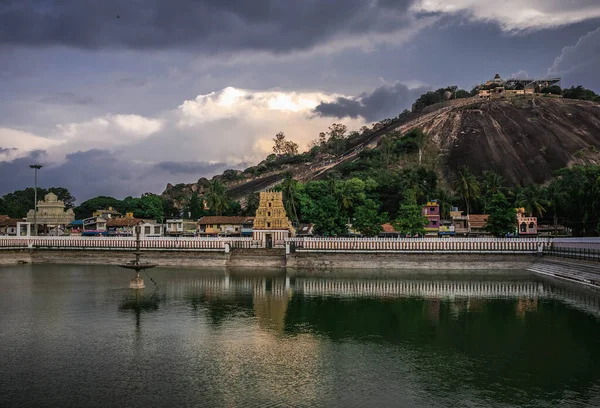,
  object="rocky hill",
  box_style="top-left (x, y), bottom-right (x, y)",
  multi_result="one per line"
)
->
top-left (162, 96), bottom-right (600, 208)
top-left (417, 97), bottom-right (600, 185)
